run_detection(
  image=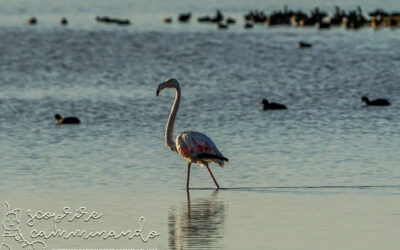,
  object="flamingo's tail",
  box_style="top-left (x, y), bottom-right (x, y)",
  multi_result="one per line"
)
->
top-left (197, 153), bottom-right (229, 167)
